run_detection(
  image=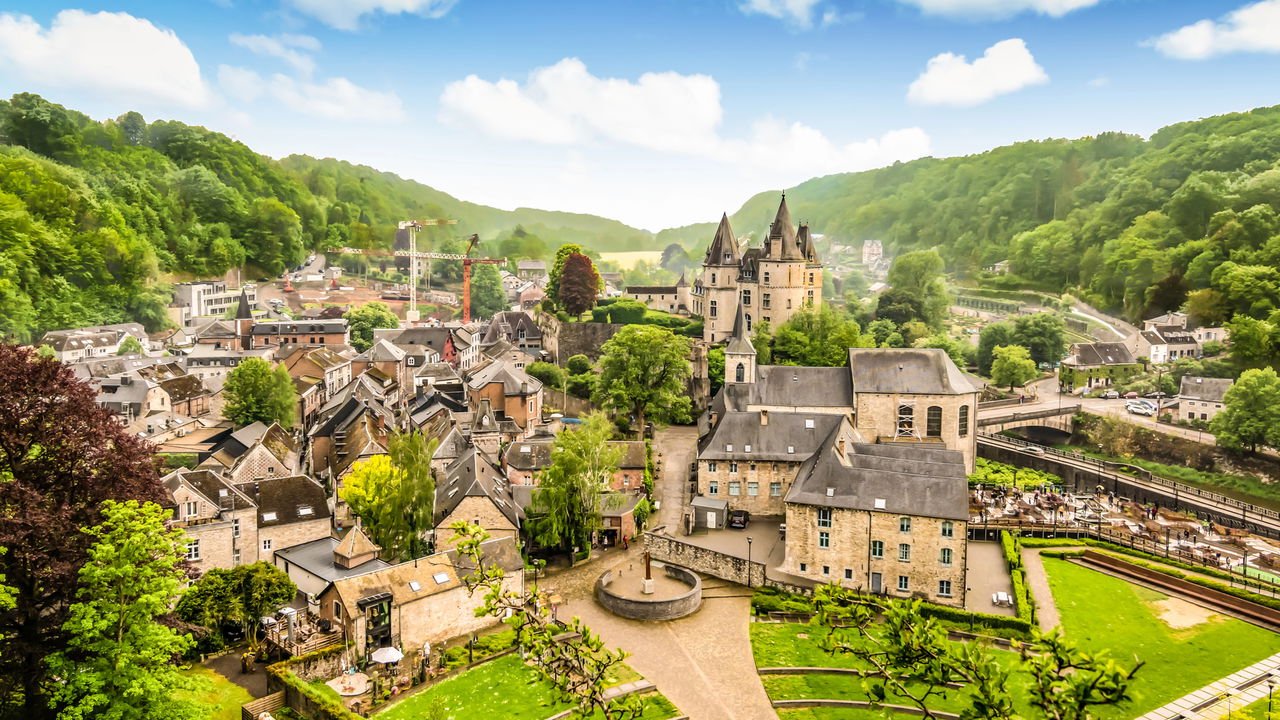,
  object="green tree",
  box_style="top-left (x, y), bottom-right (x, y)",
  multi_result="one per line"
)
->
top-left (1210, 368), bottom-right (1280, 454)
top-left (528, 413), bottom-right (621, 564)
top-left (339, 431), bottom-right (439, 561)
top-left (48, 500), bottom-right (207, 720)
top-left (813, 588), bottom-right (1140, 720)
top-left (468, 263), bottom-right (506, 320)
top-left (594, 325), bottom-right (693, 437)
top-left (452, 523), bottom-right (644, 718)
top-left (222, 357), bottom-right (297, 429)
top-left (765, 305), bottom-right (874, 367)
top-left (886, 250), bottom-right (949, 327)
top-left (527, 361), bottom-right (567, 391)
top-left (175, 563), bottom-right (295, 652)
top-left (545, 244), bottom-right (583, 312)
top-left (916, 333), bottom-right (970, 367)
top-left (116, 335), bottom-right (144, 356)
top-left (558, 252), bottom-right (599, 317)
top-left (566, 354), bottom-right (593, 376)
top-left (977, 321), bottom-right (1017, 376)
top-left (991, 344), bottom-right (1038, 390)
top-left (344, 301), bottom-right (399, 352)
top-left (1225, 314), bottom-right (1278, 371)
top-left (708, 346), bottom-right (725, 394)
top-left (1012, 312), bottom-right (1067, 367)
